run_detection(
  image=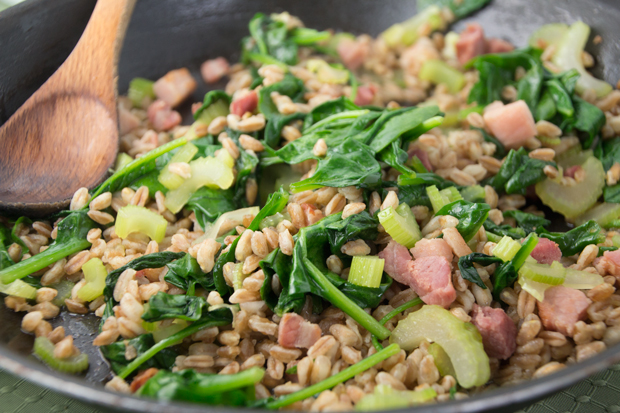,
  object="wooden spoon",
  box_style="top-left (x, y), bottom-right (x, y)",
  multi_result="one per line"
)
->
top-left (0, 0), bottom-right (137, 217)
